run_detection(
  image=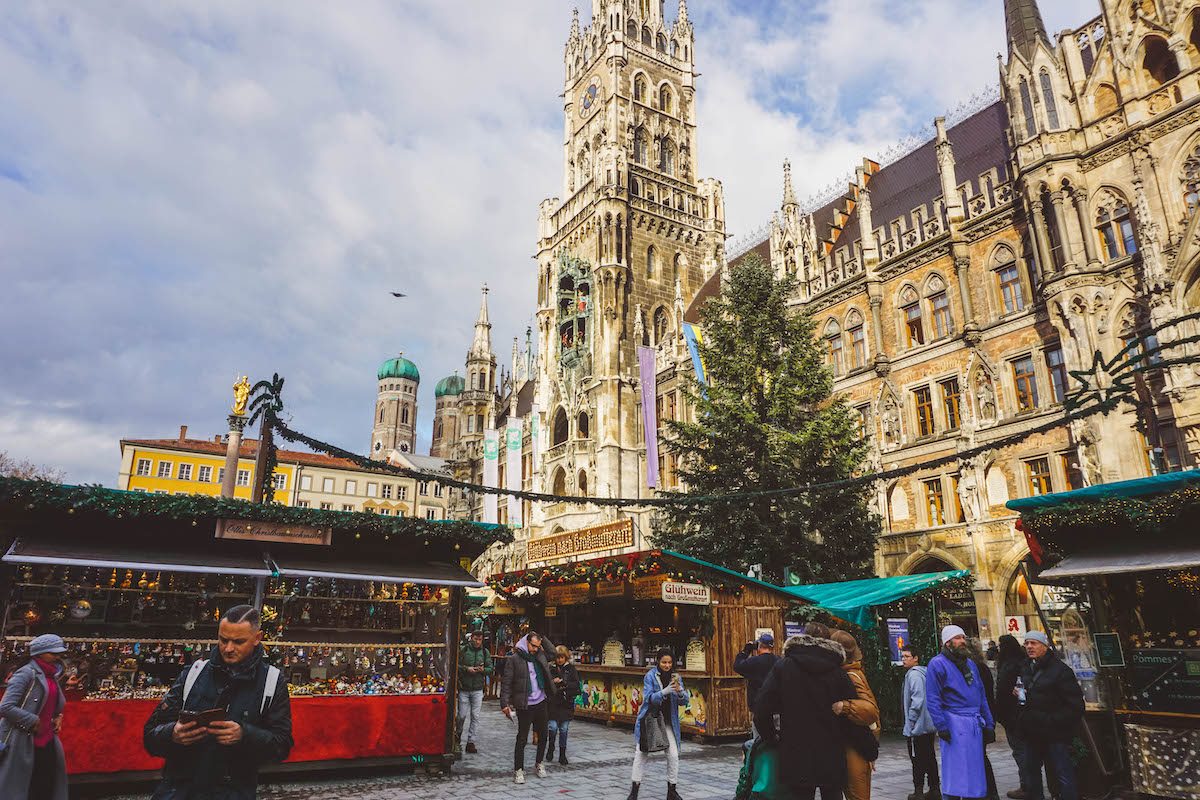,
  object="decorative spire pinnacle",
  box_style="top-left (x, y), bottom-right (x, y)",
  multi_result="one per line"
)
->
top-left (470, 285), bottom-right (493, 360)
top-left (1004, 0), bottom-right (1048, 62)
top-left (678, 0), bottom-right (689, 24)
top-left (782, 159), bottom-right (799, 210)
top-left (569, 7), bottom-right (580, 43)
